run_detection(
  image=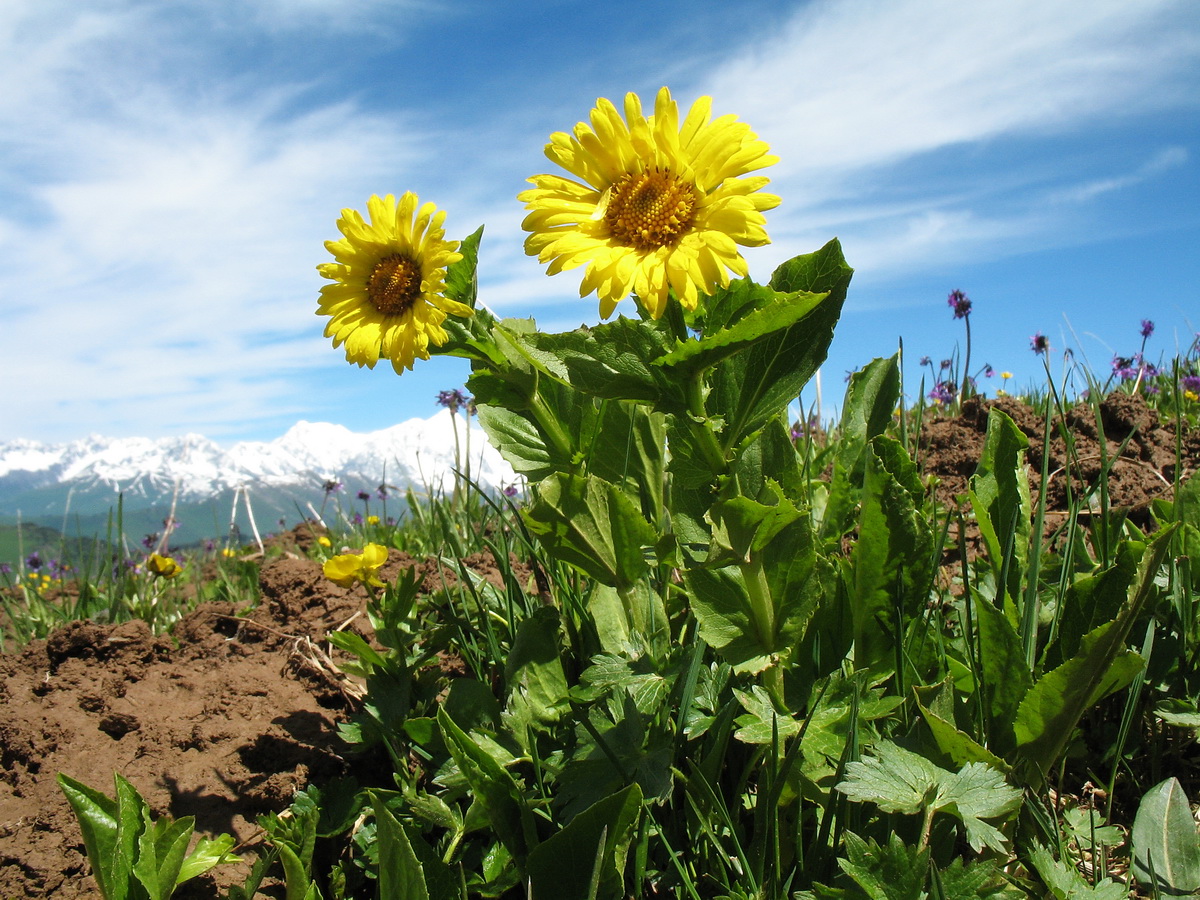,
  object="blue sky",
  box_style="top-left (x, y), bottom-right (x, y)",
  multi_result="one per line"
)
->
top-left (2, 0), bottom-right (1198, 444)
